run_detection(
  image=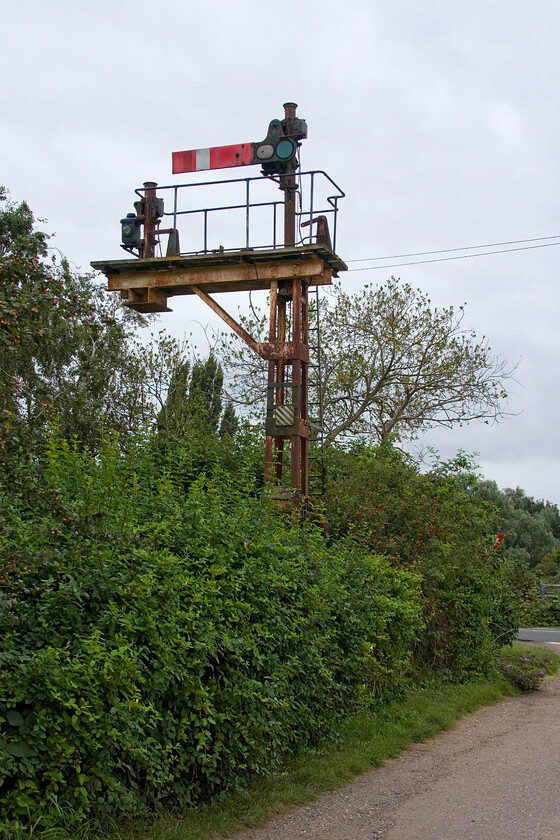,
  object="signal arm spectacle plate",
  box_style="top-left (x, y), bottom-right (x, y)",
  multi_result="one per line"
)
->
top-left (256, 144), bottom-right (275, 160)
